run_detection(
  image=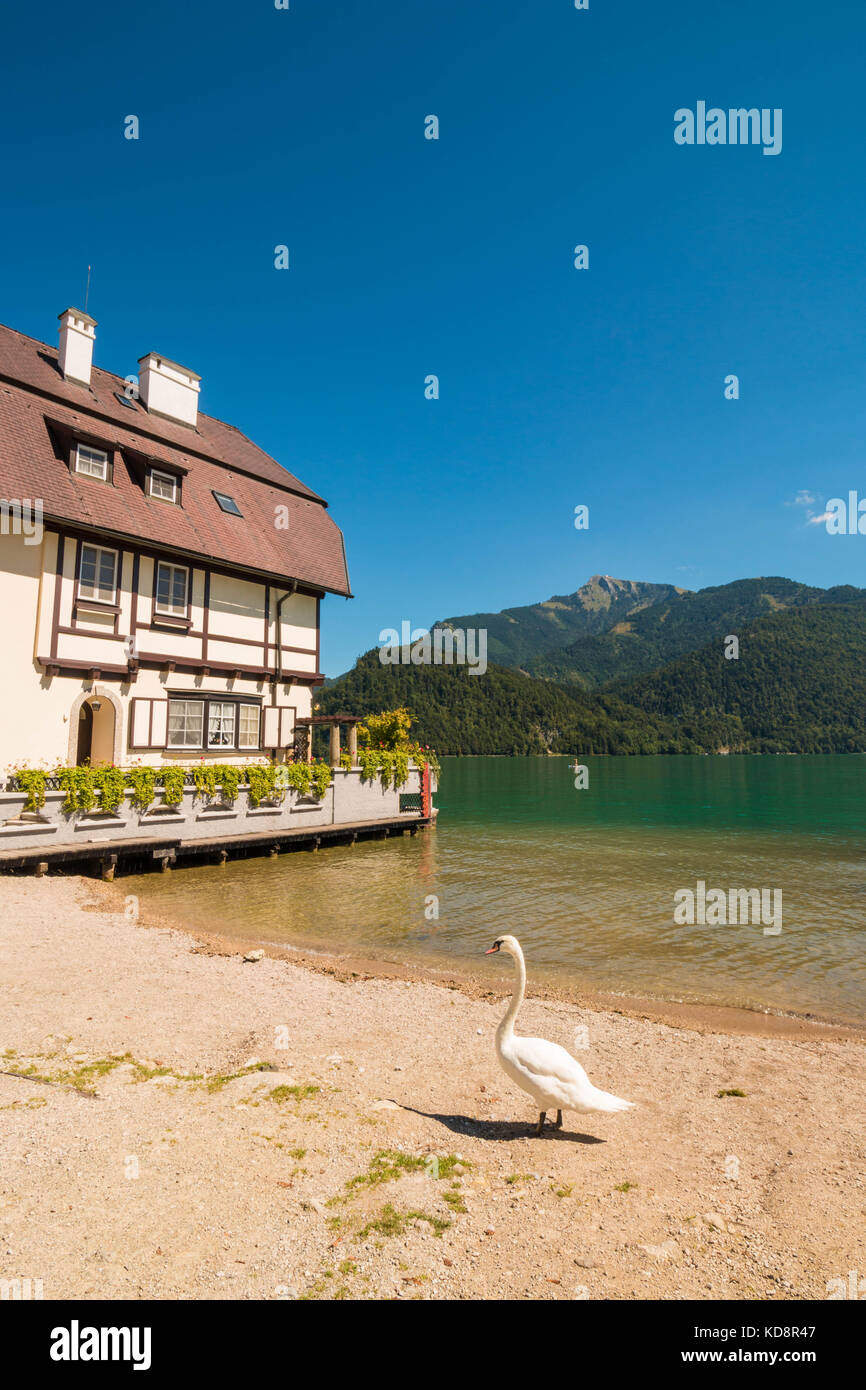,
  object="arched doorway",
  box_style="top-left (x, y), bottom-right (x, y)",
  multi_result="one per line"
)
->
top-left (73, 694), bottom-right (117, 766)
top-left (76, 701), bottom-right (94, 764)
